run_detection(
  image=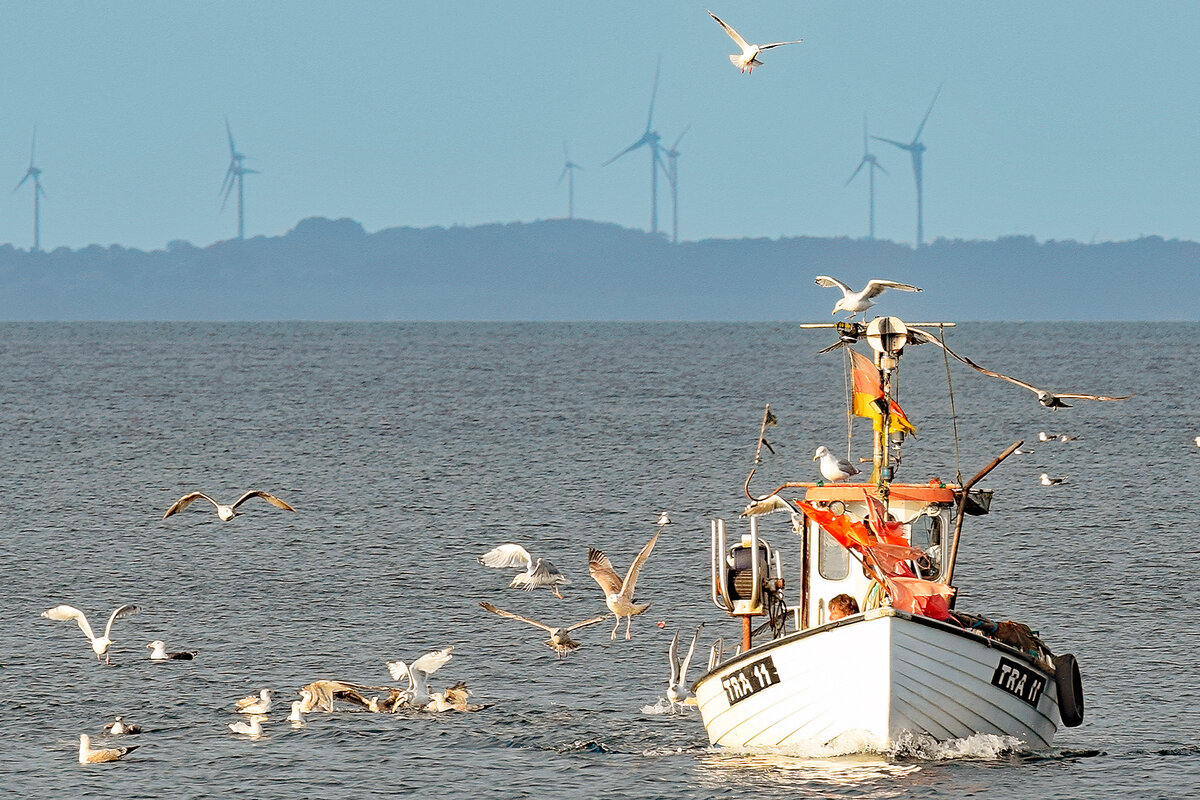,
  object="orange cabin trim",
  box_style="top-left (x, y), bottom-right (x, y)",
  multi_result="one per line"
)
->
top-left (800, 482), bottom-right (959, 504)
